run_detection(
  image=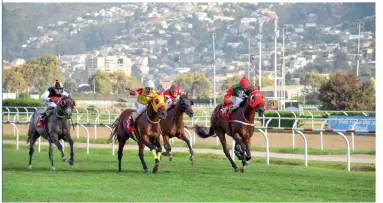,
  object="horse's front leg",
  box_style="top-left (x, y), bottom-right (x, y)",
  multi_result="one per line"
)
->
top-left (233, 133), bottom-right (247, 173)
top-left (48, 142), bottom-right (55, 170)
top-left (65, 135), bottom-right (75, 165)
top-left (50, 132), bottom-right (66, 162)
top-left (245, 138), bottom-right (252, 161)
top-left (162, 134), bottom-right (173, 161)
top-left (178, 132), bottom-right (194, 164)
top-left (138, 141), bottom-right (149, 173)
